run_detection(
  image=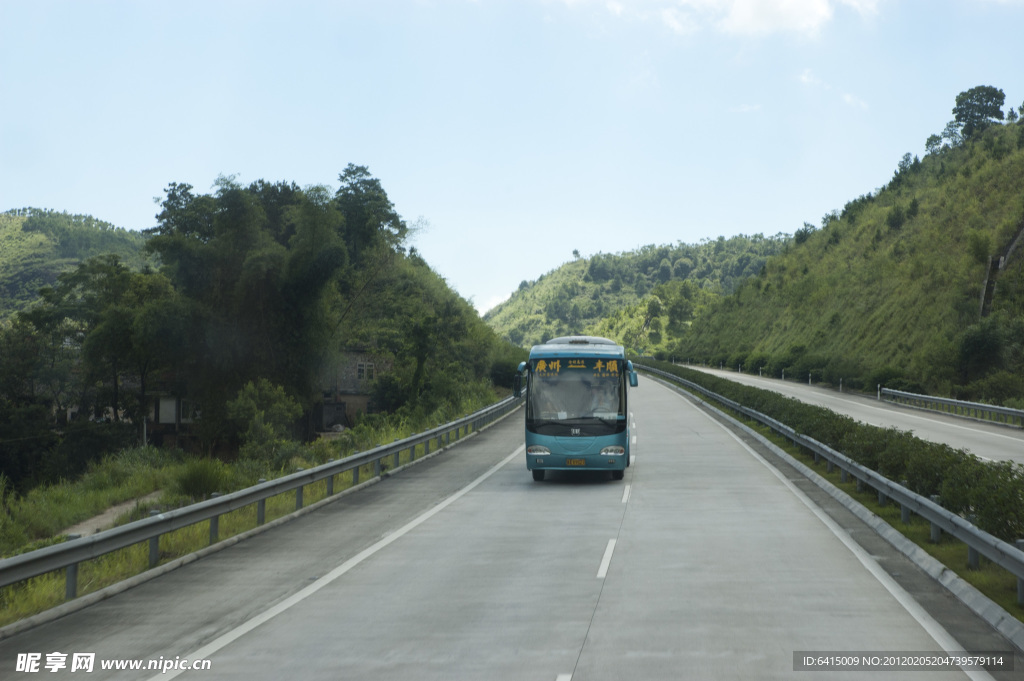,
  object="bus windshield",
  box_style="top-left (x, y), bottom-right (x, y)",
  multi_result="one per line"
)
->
top-left (526, 359), bottom-right (626, 435)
